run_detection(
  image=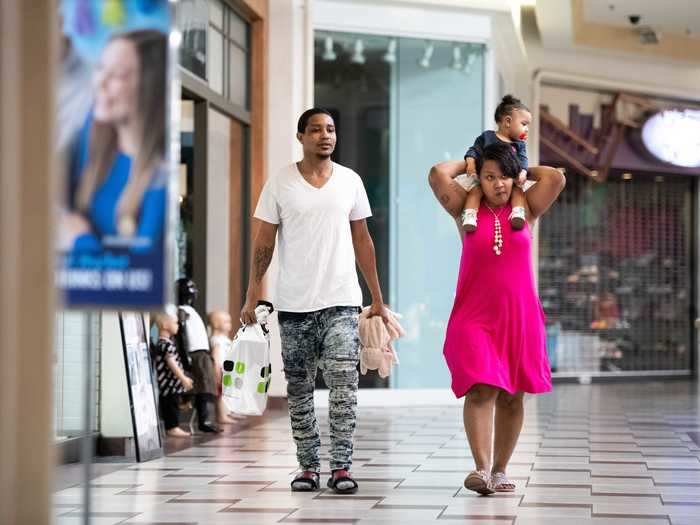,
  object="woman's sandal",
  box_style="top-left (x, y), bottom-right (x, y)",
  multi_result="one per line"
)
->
top-left (290, 470), bottom-right (320, 492)
top-left (326, 469), bottom-right (359, 494)
top-left (464, 470), bottom-right (495, 495)
top-left (491, 472), bottom-right (516, 492)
